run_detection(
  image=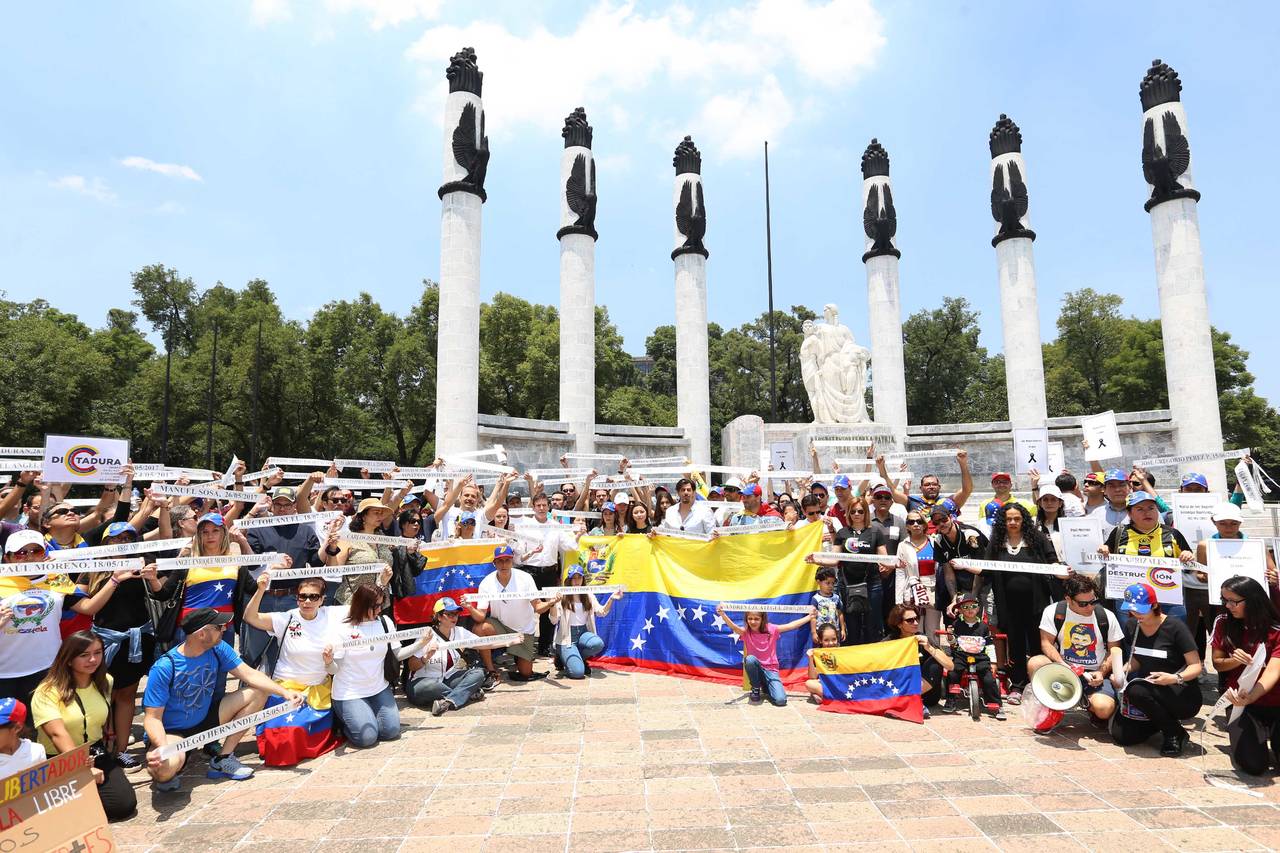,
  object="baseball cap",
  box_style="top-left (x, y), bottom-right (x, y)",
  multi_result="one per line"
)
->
top-left (929, 498), bottom-right (958, 518)
top-left (401, 493), bottom-right (421, 504)
top-left (1103, 468), bottom-right (1127, 484)
top-left (955, 593), bottom-right (978, 607)
top-left (433, 596), bottom-right (462, 614)
top-left (493, 544), bottom-right (515, 561)
top-left (0, 698), bottom-right (27, 727)
top-left (271, 486), bottom-right (297, 502)
top-left (724, 476), bottom-right (744, 492)
top-left (741, 483), bottom-right (761, 497)
top-left (601, 501), bottom-right (617, 513)
top-left (1212, 503), bottom-right (1243, 523)
top-left (457, 510), bottom-right (477, 526)
top-left (356, 498), bottom-right (390, 515)
top-left (102, 522), bottom-right (138, 543)
top-left (181, 607), bottom-right (233, 633)
top-left (1126, 490), bottom-right (1158, 508)
top-left (870, 482), bottom-right (893, 497)
top-left (990, 471), bottom-right (1012, 483)
top-left (1180, 473), bottom-right (1209, 490)
top-left (708, 486), bottom-right (723, 496)
top-left (566, 564), bottom-right (585, 579)
top-left (1036, 484), bottom-right (1063, 503)
top-left (1119, 582), bottom-right (1158, 615)
top-left (197, 512), bottom-right (225, 528)
top-left (1083, 472), bottom-right (1102, 485)
top-left (4, 530), bottom-right (45, 555)
top-left (833, 475), bottom-right (851, 490)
